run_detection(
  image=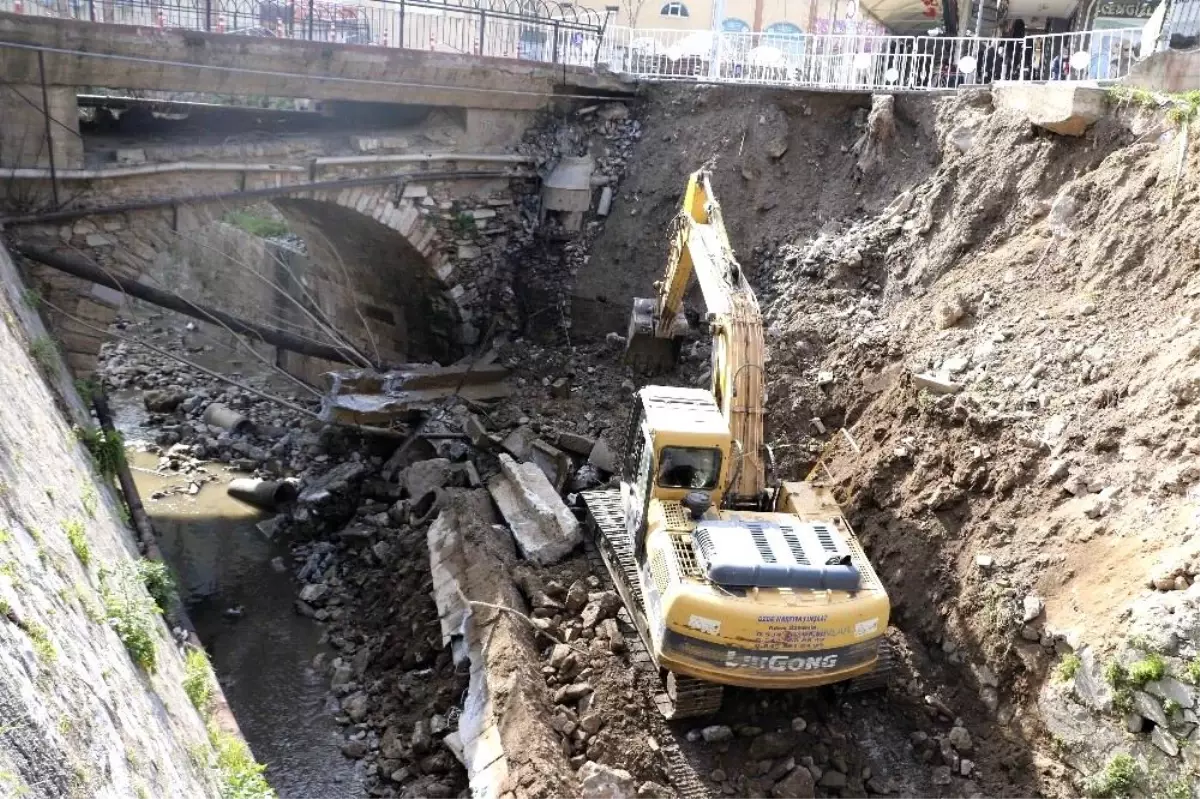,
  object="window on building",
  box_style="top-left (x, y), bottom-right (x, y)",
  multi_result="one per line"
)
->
top-left (764, 21), bottom-right (804, 55)
top-left (764, 21), bottom-right (803, 36)
top-left (721, 17), bottom-right (750, 31)
top-left (660, 2), bottom-right (689, 17)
